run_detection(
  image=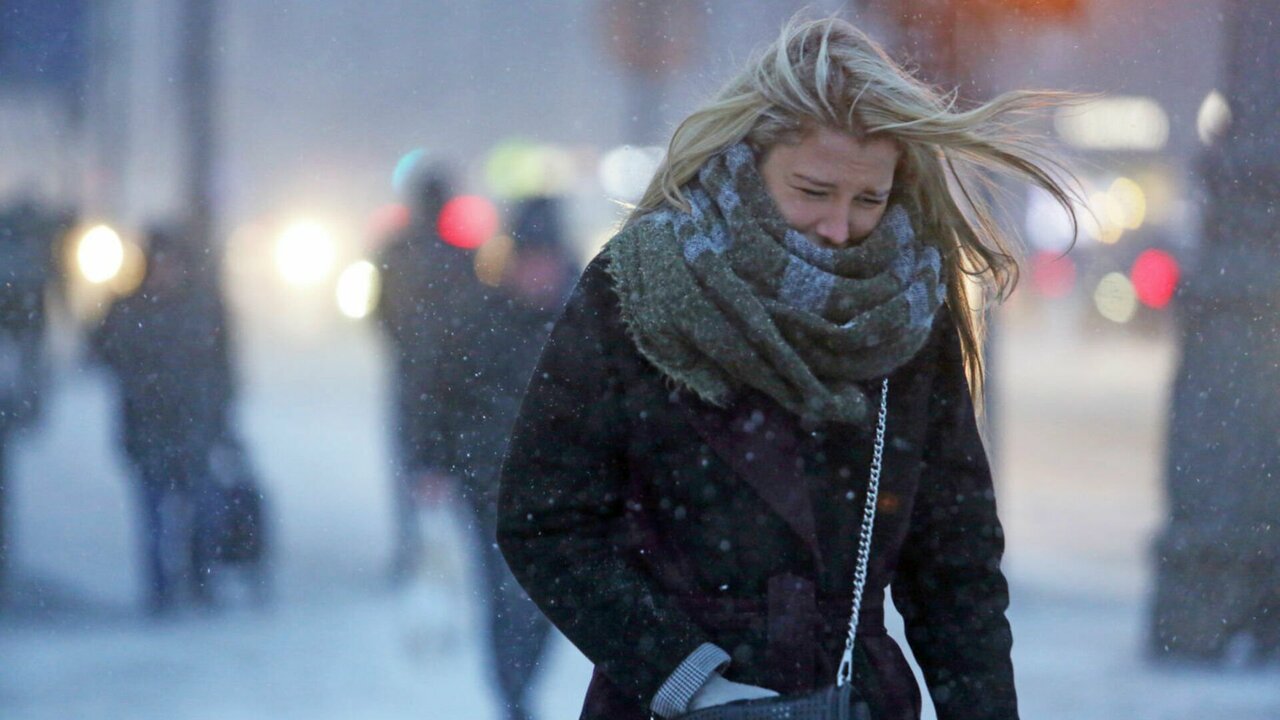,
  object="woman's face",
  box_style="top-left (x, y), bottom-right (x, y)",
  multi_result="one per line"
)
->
top-left (759, 126), bottom-right (900, 249)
